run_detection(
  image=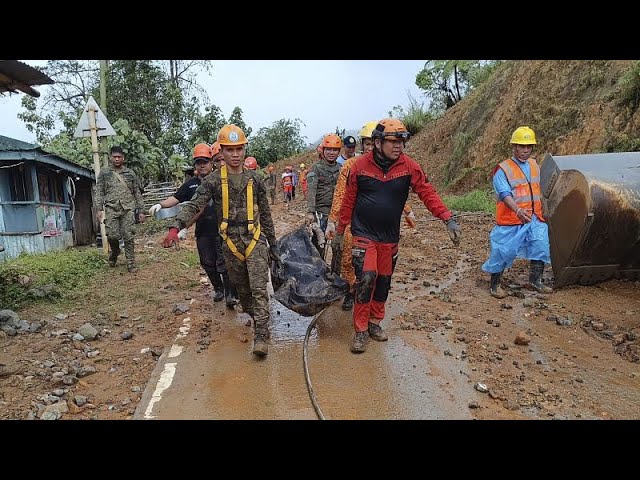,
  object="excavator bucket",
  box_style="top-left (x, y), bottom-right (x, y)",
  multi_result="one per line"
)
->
top-left (540, 152), bottom-right (640, 287)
